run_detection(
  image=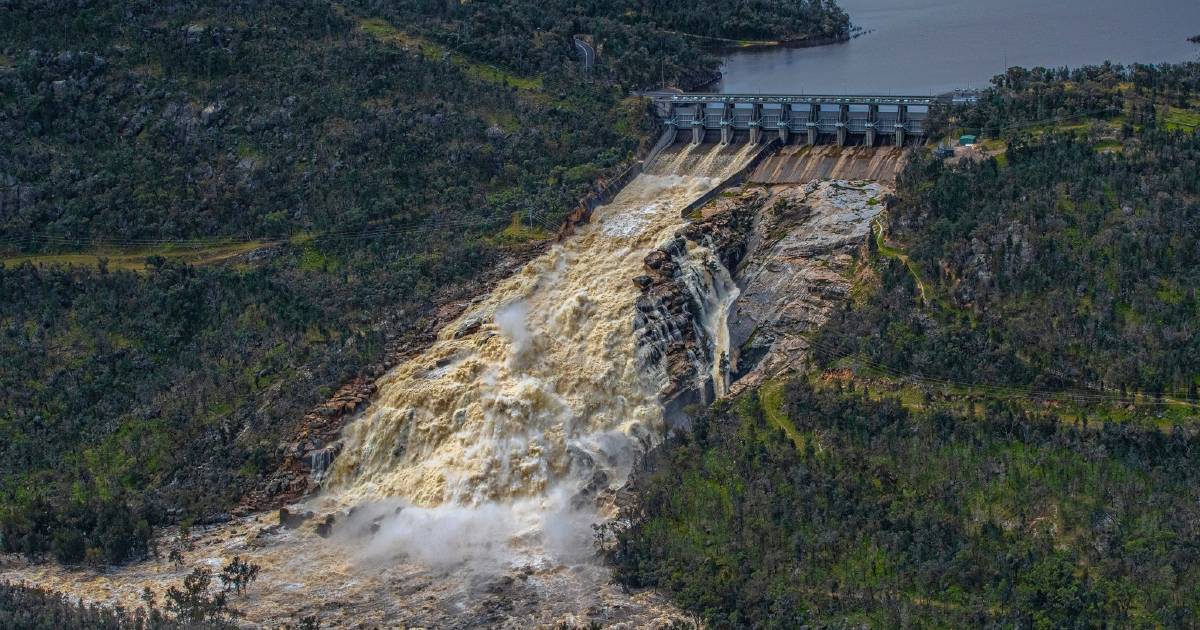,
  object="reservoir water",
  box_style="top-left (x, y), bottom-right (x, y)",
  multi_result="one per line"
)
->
top-left (715, 0), bottom-right (1200, 95)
